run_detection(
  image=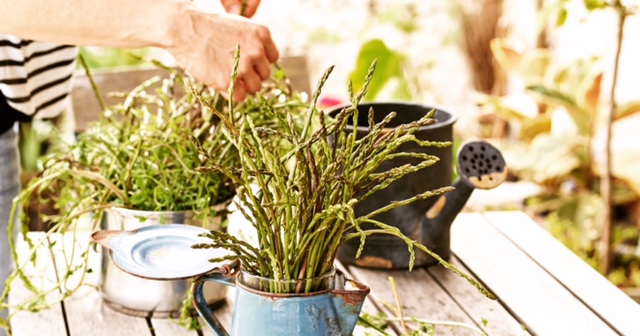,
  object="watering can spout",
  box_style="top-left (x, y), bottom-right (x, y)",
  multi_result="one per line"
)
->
top-left (421, 140), bottom-right (508, 259)
top-left (331, 273), bottom-right (370, 335)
